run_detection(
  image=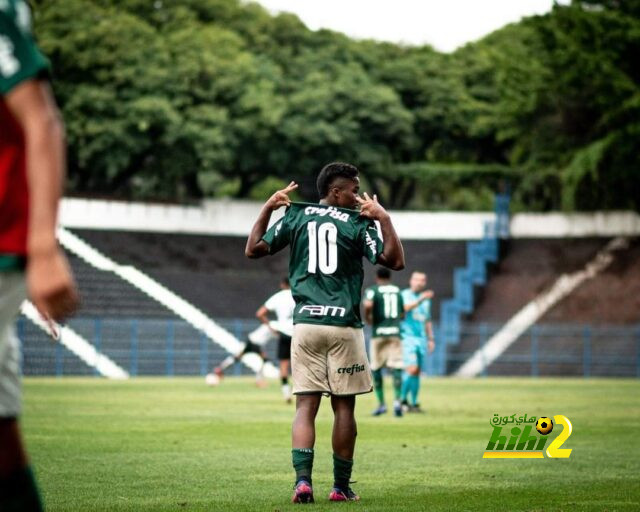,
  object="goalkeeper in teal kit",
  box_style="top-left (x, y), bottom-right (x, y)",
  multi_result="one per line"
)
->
top-left (400, 271), bottom-right (435, 413)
